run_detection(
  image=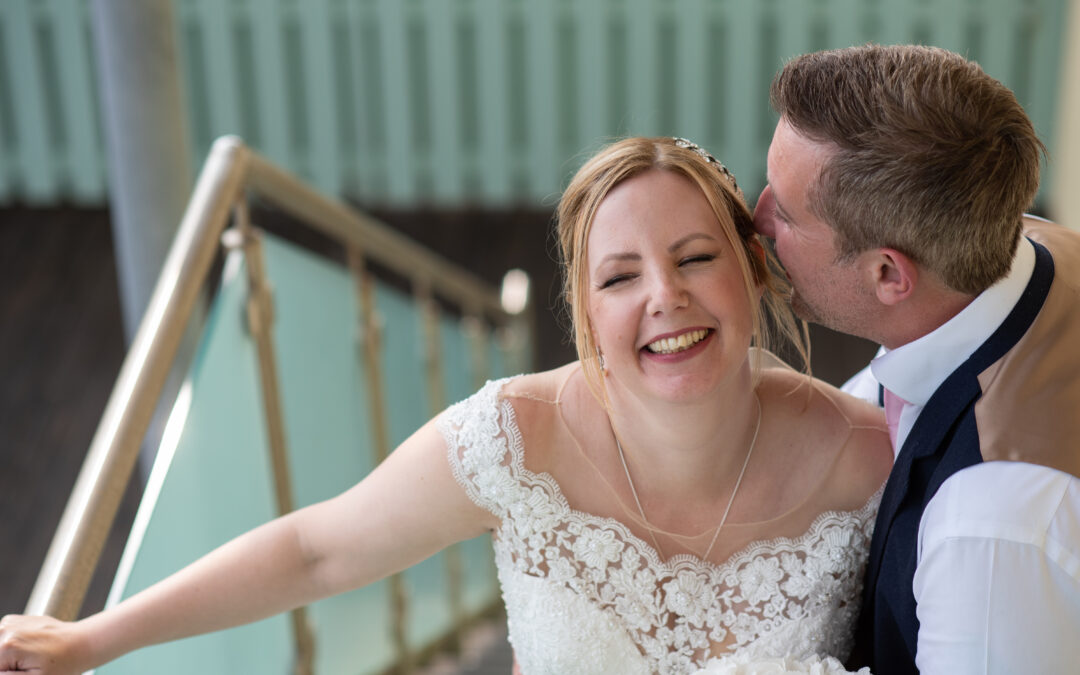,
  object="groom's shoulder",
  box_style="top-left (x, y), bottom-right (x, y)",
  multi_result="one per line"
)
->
top-left (1023, 216), bottom-right (1080, 261)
